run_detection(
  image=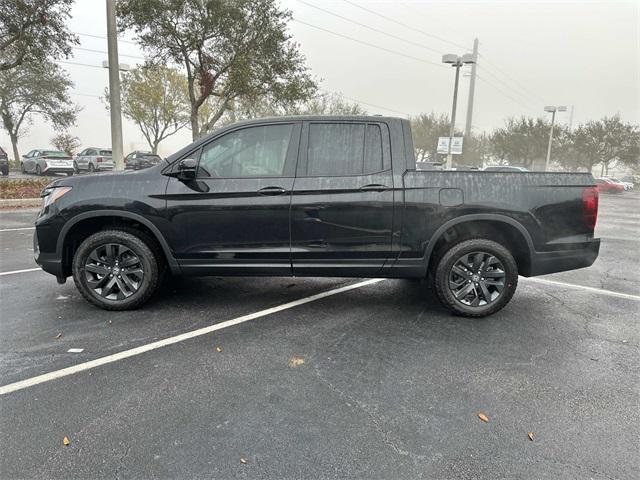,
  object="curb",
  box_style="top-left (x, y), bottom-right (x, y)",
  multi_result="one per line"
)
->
top-left (0, 197), bottom-right (41, 208)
